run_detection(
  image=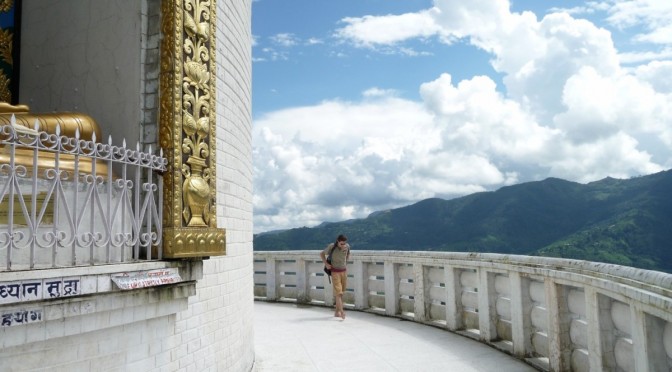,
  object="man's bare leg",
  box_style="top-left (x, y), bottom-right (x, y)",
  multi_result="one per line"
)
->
top-left (336, 294), bottom-right (345, 319)
top-left (334, 294), bottom-right (341, 317)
